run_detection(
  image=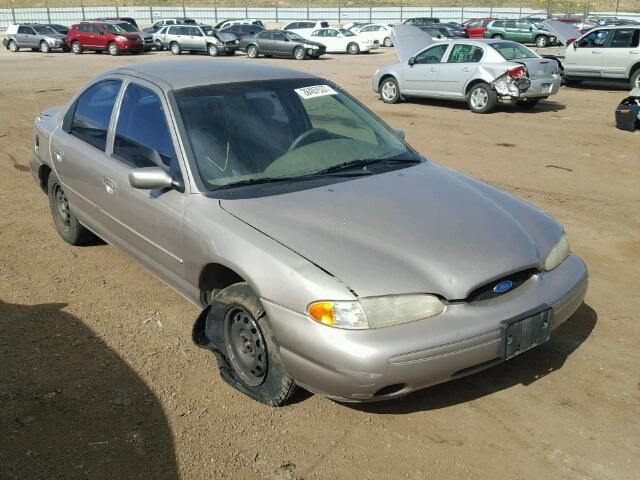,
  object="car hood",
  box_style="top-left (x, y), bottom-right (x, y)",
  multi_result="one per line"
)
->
top-left (541, 19), bottom-right (581, 45)
top-left (46, 33), bottom-right (67, 41)
top-left (220, 162), bottom-right (563, 299)
top-left (300, 39), bottom-right (325, 48)
top-left (214, 31), bottom-right (238, 42)
top-left (391, 25), bottom-right (434, 62)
